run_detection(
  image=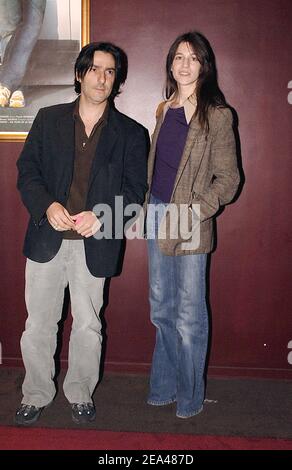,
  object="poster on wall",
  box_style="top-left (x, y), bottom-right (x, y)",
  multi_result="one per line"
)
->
top-left (0, 0), bottom-right (90, 141)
